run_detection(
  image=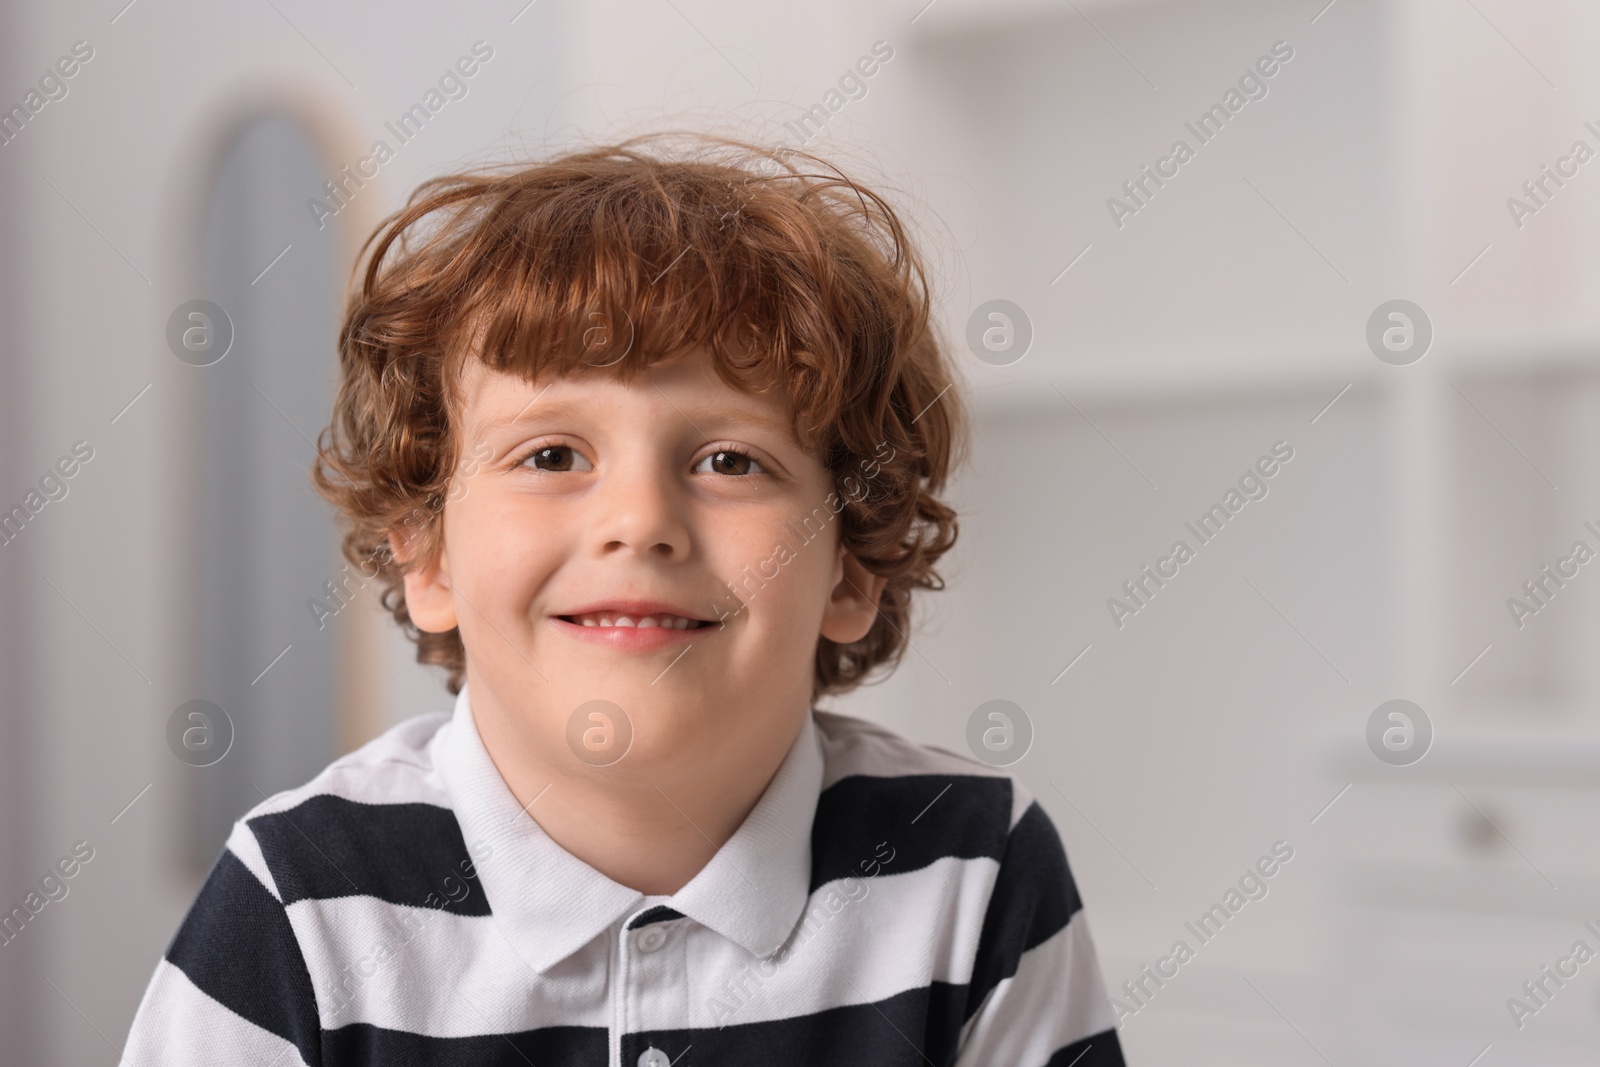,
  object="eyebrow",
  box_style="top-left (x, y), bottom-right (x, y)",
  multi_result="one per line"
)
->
top-left (472, 397), bottom-right (790, 444)
top-left (473, 398), bottom-right (586, 440)
top-left (652, 399), bottom-right (789, 442)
